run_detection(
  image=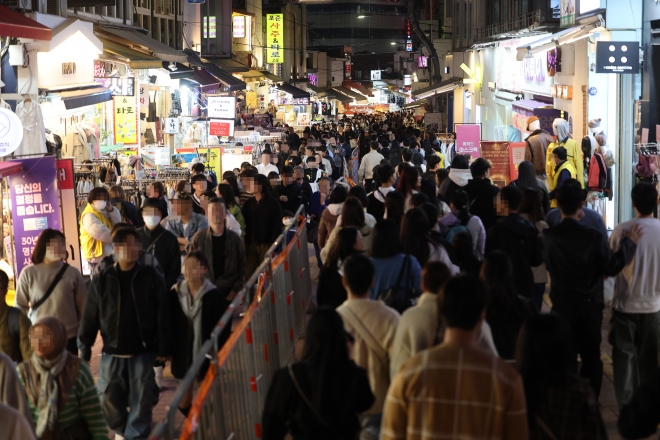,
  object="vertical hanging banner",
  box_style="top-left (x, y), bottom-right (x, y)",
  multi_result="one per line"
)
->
top-left (9, 157), bottom-right (62, 278)
top-left (508, 142), bottom-right (527, 182)
top-left (266, 14), bottom-right (284, 64)
top-left (455, 124), bottom-right (482, 158)
top-left (481, 141), bottom-right (511, 188)
top-left (114, 95), bottom-right (138, 144)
